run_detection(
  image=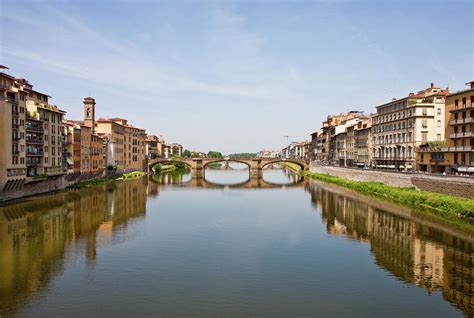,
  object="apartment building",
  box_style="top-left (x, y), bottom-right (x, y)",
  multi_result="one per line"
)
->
top-left (64, 121), bottom-right (81, 173)
top-left (372, 83), bottom-right (448, 171)
top-left (0, 69), bottom-right (28, 189)
top-left (169, 143), bottom-right (183, 157)
top-left (353, 117), bottom-right (372, 167)
top-left (96, 116), bottom-right (146, 172)
top-left (281, 141), bottom-right (310, 161)
top-left (417, 81), bottom-right (474, 173)
top-left (26, 96), bottom-right (66, 176)
top-left (63, 98), bottom-right (104, 174)
top-left (96, 118), bottom-right (125, 170)
top-left (0, 66), bottom-right (66, 191)
top-left (146, 135), bottom-right (160, 159)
